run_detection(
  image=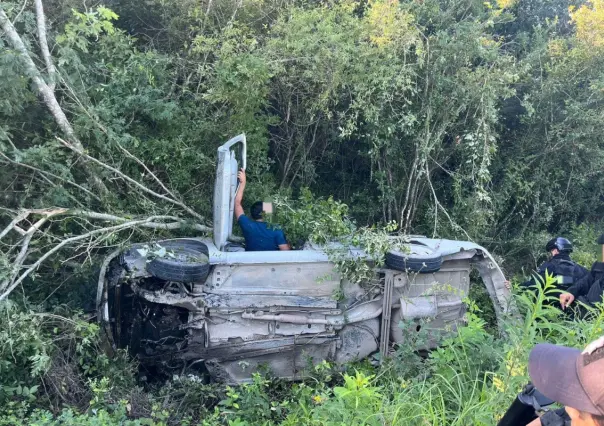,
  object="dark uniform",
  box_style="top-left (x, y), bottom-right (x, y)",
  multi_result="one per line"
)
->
top-left (520, 252), bottom-right (588, 292)
top-left (566, 262), bottom-right (604, 306)
top-left (561, 234), bottom-right (604, 318)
